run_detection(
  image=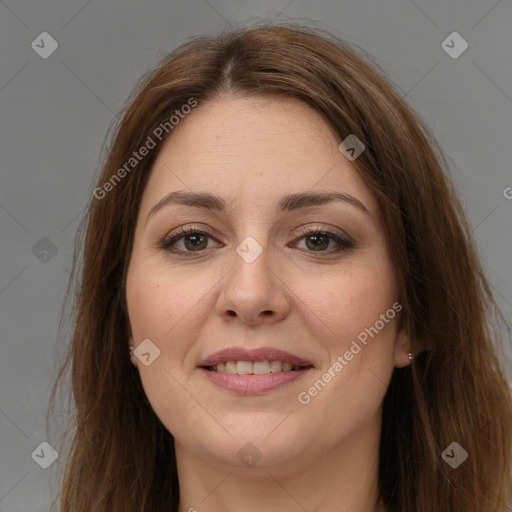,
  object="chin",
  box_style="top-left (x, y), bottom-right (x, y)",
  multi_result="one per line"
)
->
top-left (187, 418), bottom-right (309, 469)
